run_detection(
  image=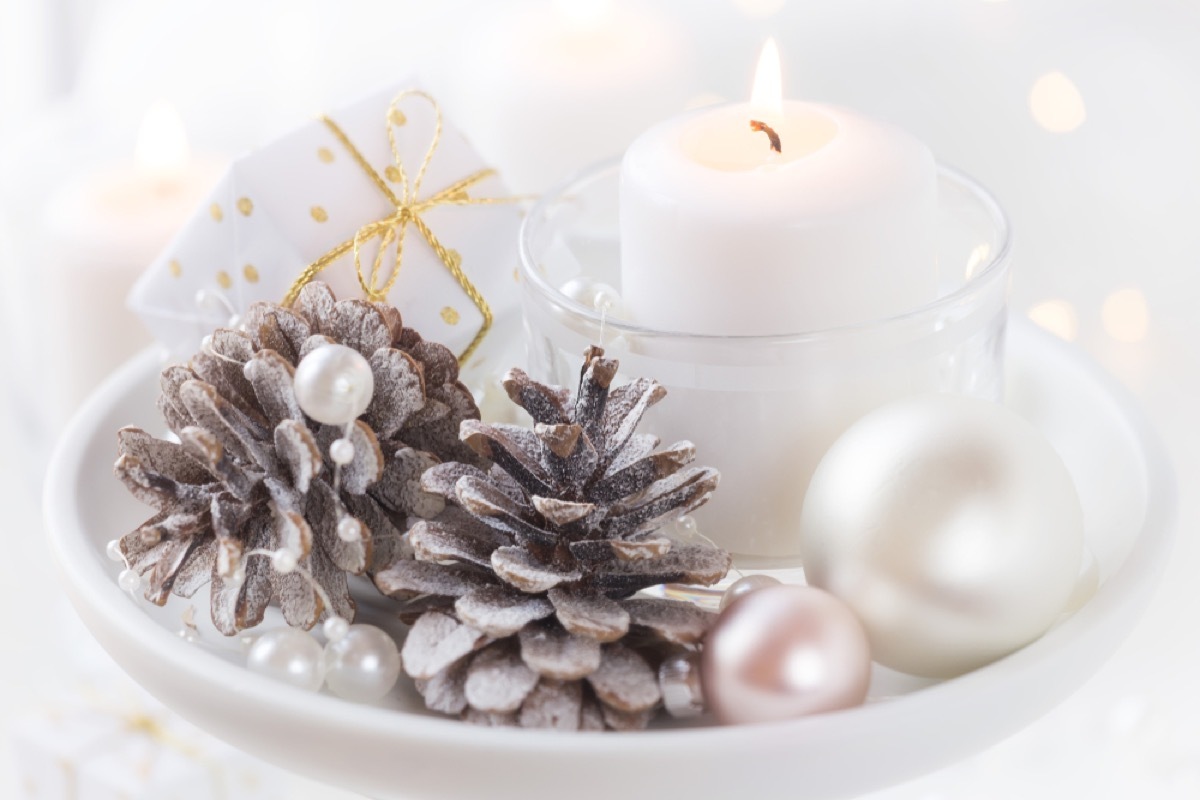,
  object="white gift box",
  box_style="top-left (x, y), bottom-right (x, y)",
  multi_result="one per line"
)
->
top-left (128, 80), bottom-right (523, 372)
top-left (9, 695), bottom-right (283, 800)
